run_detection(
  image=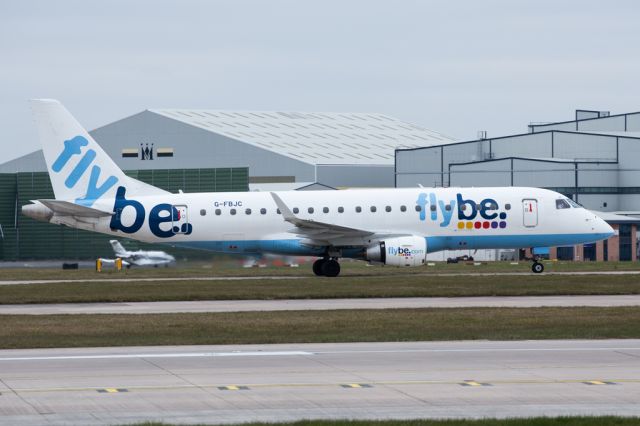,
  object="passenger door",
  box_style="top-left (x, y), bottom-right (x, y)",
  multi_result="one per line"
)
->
top-left (522, 199), bottom-right (538, 227)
